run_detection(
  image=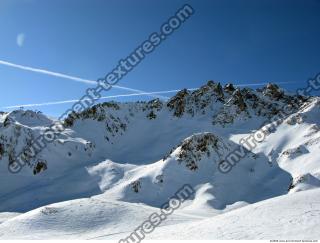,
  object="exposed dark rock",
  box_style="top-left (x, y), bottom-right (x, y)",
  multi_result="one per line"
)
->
top-left (224, 83), bottom-right (235, 93)
top-left (288, 173), bottom-right (320, 191)
top-left (147, 111), bottom-right (157, 120)
top-left (213, 82), bottom-right (224, 99)
top-left (147, 98), bottom-right (163, 111)
top-left (167, 89), bottom-right (189, 117)
top-left (3, 117), bottom-right (12, 128)
top-left (231, 89), bottom-right (247, 111)
top-left (33, 160), bottom-right (47, 175)
top-left (131, 180), bottom-right (141, 193)
top-left (155, 174), bottom-right (164, 184)
top-left (262, 83), bottom-right (284, 100)
top-left (176, 133), bottom-right (221, 171)
top-left (0, 143), bottom-right (4, 159)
